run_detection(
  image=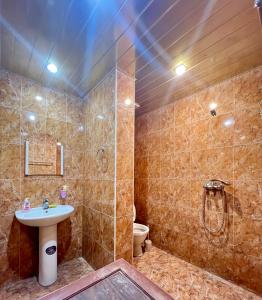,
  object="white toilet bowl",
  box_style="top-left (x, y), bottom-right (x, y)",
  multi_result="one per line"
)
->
top-left (133, 205), bottom-right (149, 257)
top-left (133, 222), bottom-right (149, 257)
